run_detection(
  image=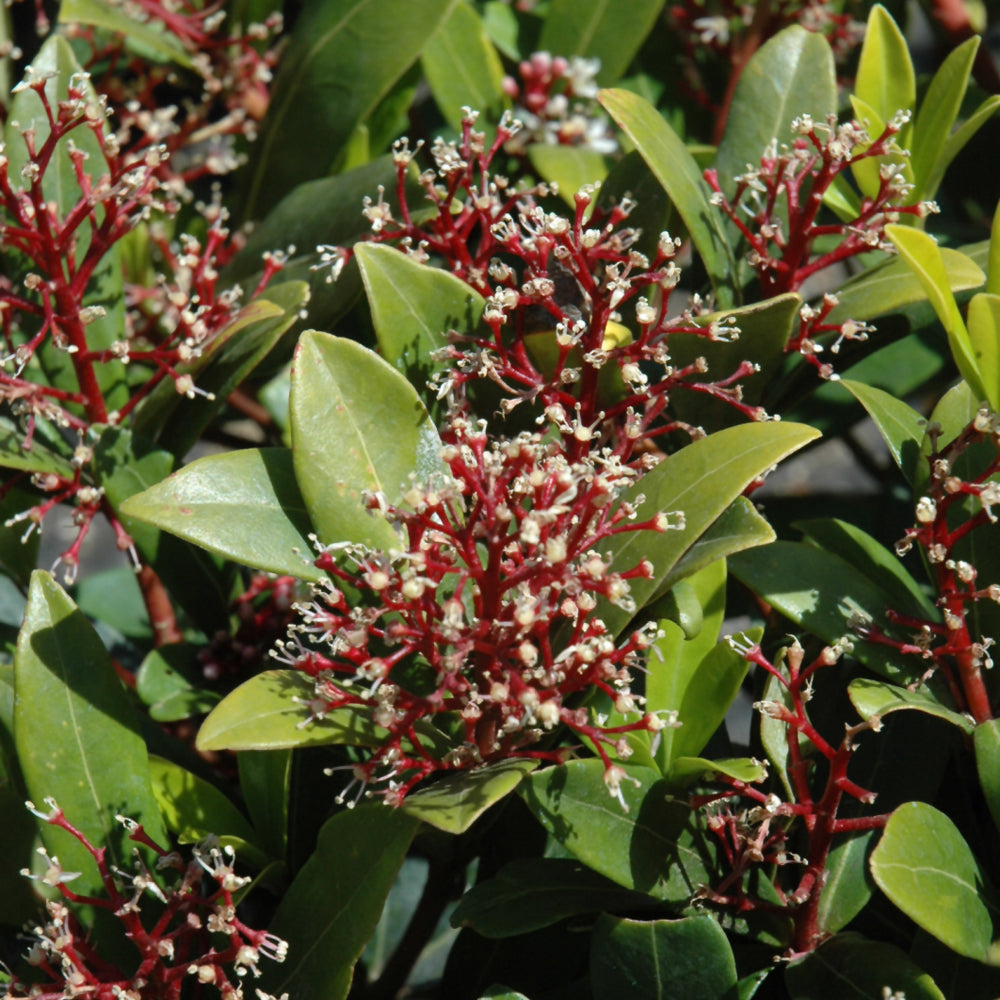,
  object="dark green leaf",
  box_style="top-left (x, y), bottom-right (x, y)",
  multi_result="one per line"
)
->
top-left (242, 0), bottom-right (457, 219)
top-left (599, 88), bottom-right (736, 306)
top-left (58, 0), bottom-right (193, 67)
top-left (422, 1), bottom-right (505, 129)
top-left (0, 416), bottom-right (75, 477)
top-left (0, 486), bottom-right (42, 587)
top-left (714, 27), bottom-right (835, 193)
top-left (289, 331), bottom-right (442, 548)
top-left (13, 571), bottom-right (167, 893)
top-left (238, 749), bottom-right (291, 860)
top-left (814, 832), bottom-right (877, 937)
top-left (258, 806), bottom-right (420, 1000)
top-left (119, 448), bottom-right (323, 581)
top-left (848, 677), bottom-right (973, 733)
top-left (974, 720), bottom-right (1000, 834)
top-left (785, 933), bottom-right (945, 1000)
top-left (520, 760), bottom-right (713, 901)
top-left (401, 759), bottom-right (538, 833)
top-left (453, 858), bottom-right (663, 938)
top-left (590, 914), bottom-right (738, 1000)
top-left (870, 801), bottom-right (999, 962)
top-left (668, 756), bottom-right (766, 787)
top-left (136, 645), bottom-right (220, 722)
top-left (839, 379), bottom-right (924, 484)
